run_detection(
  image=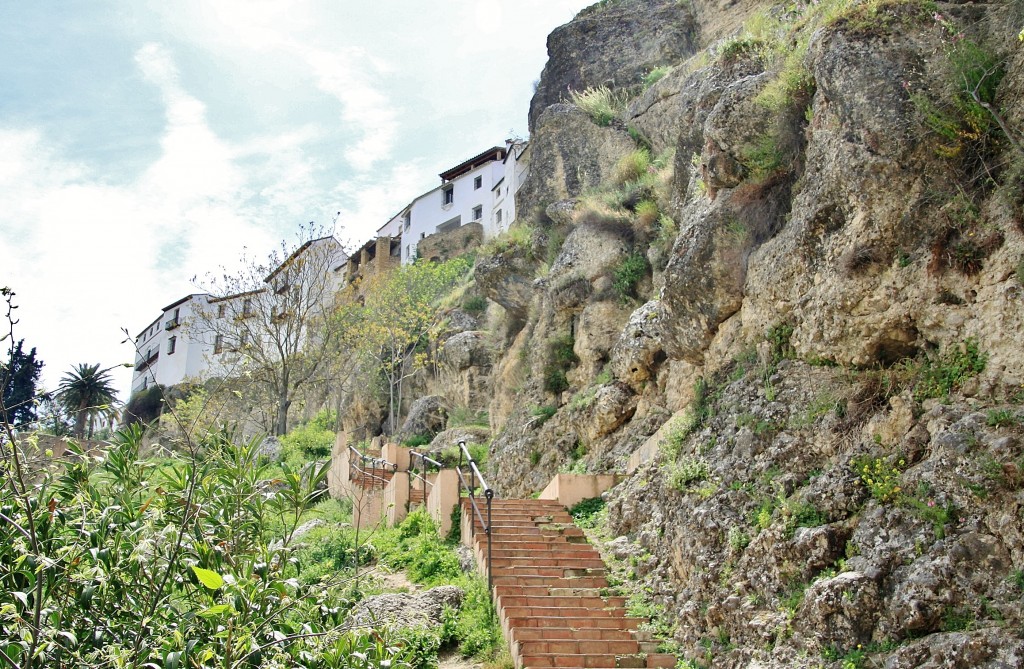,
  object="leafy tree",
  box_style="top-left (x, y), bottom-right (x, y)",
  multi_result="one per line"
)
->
top-left (193, 226), bottom-right (348, 435)
top-left (56, 362), bottom-right (118, 439)
top-left (353, 258), bottom-right (470, 433)
top-left (0, 339), bottom-right (43, 427)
